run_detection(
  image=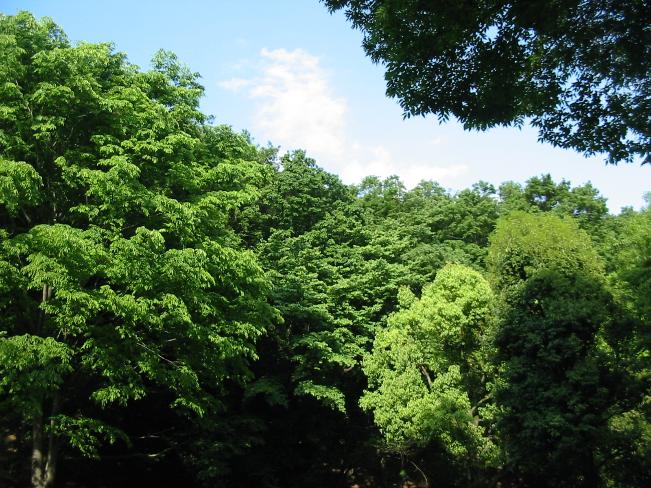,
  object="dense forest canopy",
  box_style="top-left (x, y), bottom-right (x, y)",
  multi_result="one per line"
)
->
top-left (1, 10), bottom-right (650, 488)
